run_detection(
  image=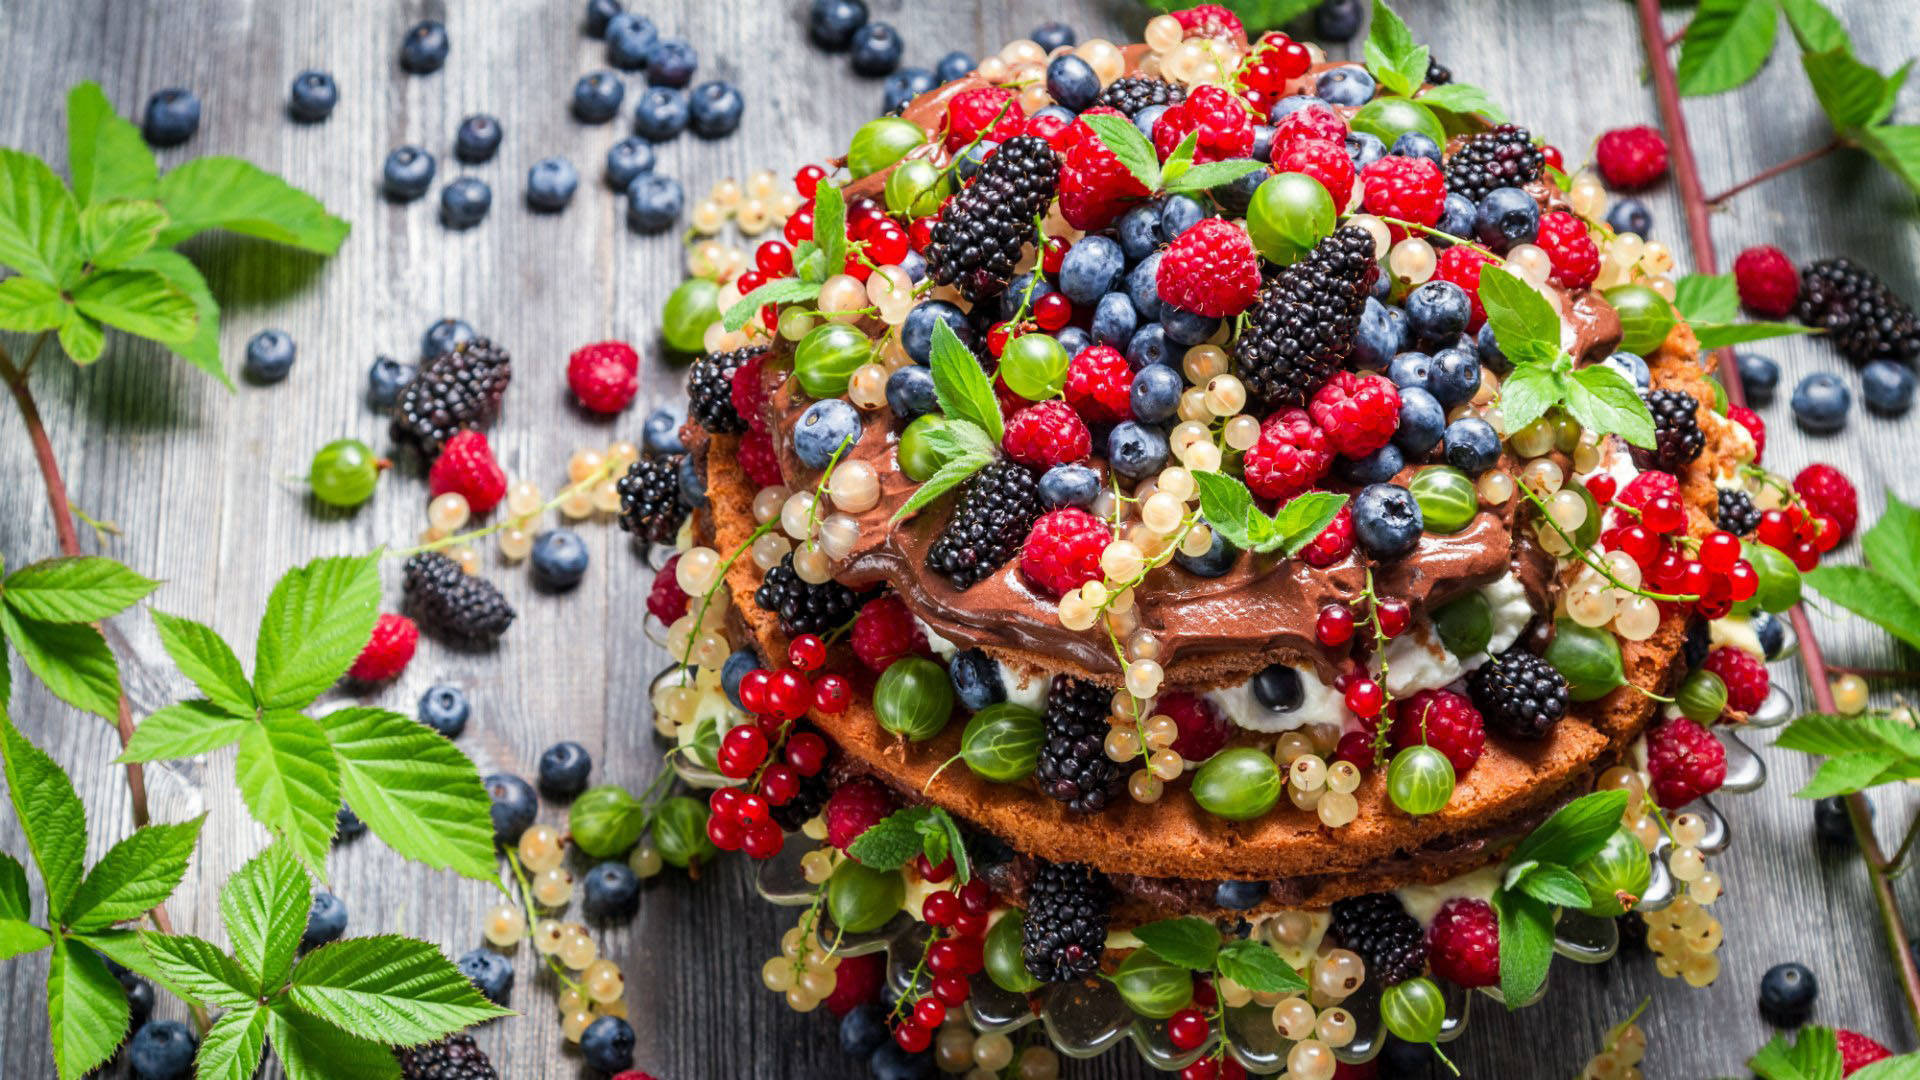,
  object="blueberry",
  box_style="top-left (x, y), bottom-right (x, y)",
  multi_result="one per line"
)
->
top-left (1371, 270), bottom-right (1393, 301)
top-left (1393, 386), bottom-right (1446, 455)
top-left (903, 301), bottom-right (969, 362)
top-left (1475, 322), bottom-right (1507, 372)
top-left (871, 1044), bottom-right (935, 1080)
top-left (605, 13), bottom-right (659, 69)
top-left (1405, 280), bottom-right (1471, 348)
top-left (536, 741), bottom-right (593, 799)
top-left (288, 70), bottom-right (338, 123)
top-left (526, 157), bottom-right (579, 212)
top-left (1750, 610), bottom-right (1788, 660)
top-left (1474, 187), bottom-right (1540, 251)
top-left (422, 317), bottom-right (475, 359)
top-left (721, 649), bottom-right (759, 708)
top-left (883, 68), bottom-right (937, 112)
top-left (1158, 194), bottom-right (1207, 240)
top-left (1862, 360), bottom-right (1915, 415)
top-left (1600, 350), bottom-right (1651, 394)
top-left (1251, 123), bottom-right (1277, 163)
top-left (1340, 443), bottom-right (1404, 485)
top-left (1032, 21), bottom-right (1077, 51)
top-left (1436, 192), bottom-right (1476, 243)
top-left (689, 80), bottom-right (744, 137)
top-left (128, 1019), bottom-right (197, 1080)
top-left (625, 173), bottom-right (684, 233)
top-left (362, 357), bottom-right (414, 412)
top-left (794, 398), bottom-right (862, 470)
top-left (142, 88), bottom-right (200, 147)
top-left (642, 406), bottom-right (686, 455)
top-left (1428, 346), bottom-right (1481, 407)
top-left (580, 1016), bottom-right (636, 1073)
top-left (1133, 104), bottom-right (1171, 142)
top-left (1736, 352), bottom-right (1781, 404)
top-left (1045, 54), bottom-right (1102, 111)
top-left (850, 22), bottom-right (903, 77)
top-left (1109, 421), bottom-right (1170, 480)
top-left (1315, 65), bottom-right (1376, 107)
top-left (399, 20), bottom-right (449, 74)
top-left (1386, 350), bottom-right (1434, 390)
top-left (1379, 1036), bottom-right (1432, 1077)
top-left (1815, 795), bottom-right (1857, 846)
top-left (455, 113), bottom-right (503, 162)
top-left (573, 72), bottom-right (626, 123)
top-left (1002, 272), bottom-right (1055, 318)
top-left (440, 177), bottom-right (492, 229)
top-left (1060, 235), bottom-right (1124, 305)
top-left (531, 529), bottom-right (590, 589)
top-left (633, 86), bottom-right (690, 140)
top-left (885, 365), bottom-right (937, 420)
top-left (1352, 483), bottom-right (1423, 559)
top-left (1091, 292), bottom-right (1138, 350)
top-left (678, 454), bottom-right (706, 509)
top-left (900, 250), bottom-right (928, 283)
top-left (1127, 322), bottom-right (1171, 370)
top-left (1174, 526), bottom-right (1238, 577)
top-left (1210, 160), bottom-right (1268, 217)
top-left (301, 891), bottom-right (347, 950)
top-left (584, 0), bottom-right (624, 37)
top-left (936, 50), bottom-right (975, 83)
top-left (645, 38), bottom-right (698, 86)
top-left (1130, 363), bottom-right (1183, 423)
top-left (1345, 131), bottom-right (1387, 172)
top-left (1126, 252), bottom-right (1165, 321)
top-left (1443, 417), bottom-right (1501, 474)
top-left (1252, 664), bottom-right (1305, 711)
top-left (1039, 464), bottom-right (1101, 509)
top-left (243, 329), bottom-right (296, 384)
top-left (417, 684), bottom-right (471, 738)
top-left (382, 146), bottom-right (436, 201)
top-left (1791, 372), bottom-right (1851, 433)
top-left (1161, 305), bottom-right (1219, 347)
top-left (947, 648), bottom-right (1006, 712)
top-left (457, 947), bottom-right (515, 1005)
top-left (955, 139), bottom-right (996, 181)
top-left (840, 1003), bottom-right (891, 1058)
top-left (1606, 197), bottom-right (1653, 238)
top-left (1270, 94), bottom-right (1329, 121)
top-left (1315, 0), bottom-right (1365, 40)
top-left (583, 861), bottom-right (641, 921)
top-left (594, 142), bottom-right (653, 198)
top-left (1214, 879), bottom-right (1268, 909)
top-left (1390, 131), bottom-right (1442, 168)
top-left (484, 774), bottom-right (537, 843)
top-left (1354, 298), bottom-right (1409, 369)
top-left (125, 977), bottom-right (155, 1028)
top-left (1759, 962), bottom-right (1818, 1026)
top-left (809, 0), bottom-right (870, 50)
top-left (336, 805), bottom-right (367, 839)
